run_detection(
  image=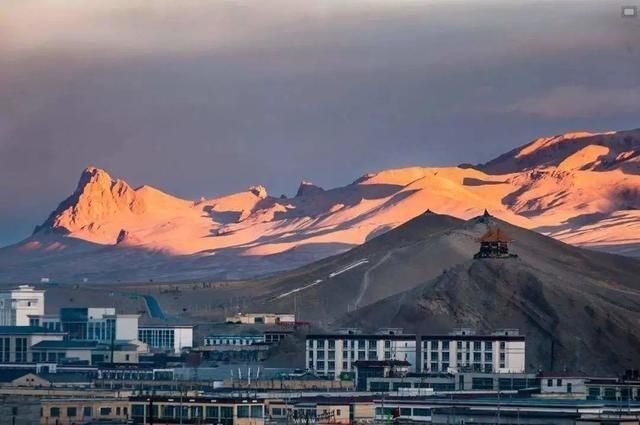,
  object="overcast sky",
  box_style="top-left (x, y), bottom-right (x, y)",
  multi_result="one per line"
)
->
top-left (1, 0), bottom-right (639, 246)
